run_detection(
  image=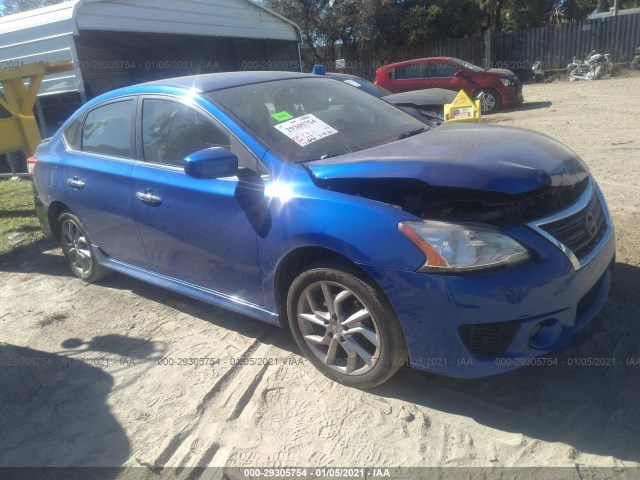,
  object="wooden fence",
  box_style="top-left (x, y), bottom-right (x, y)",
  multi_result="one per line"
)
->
top-left (491, 12), bottom-right (640, 70)
top-left (330, 12), bottom-right (640, 80)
